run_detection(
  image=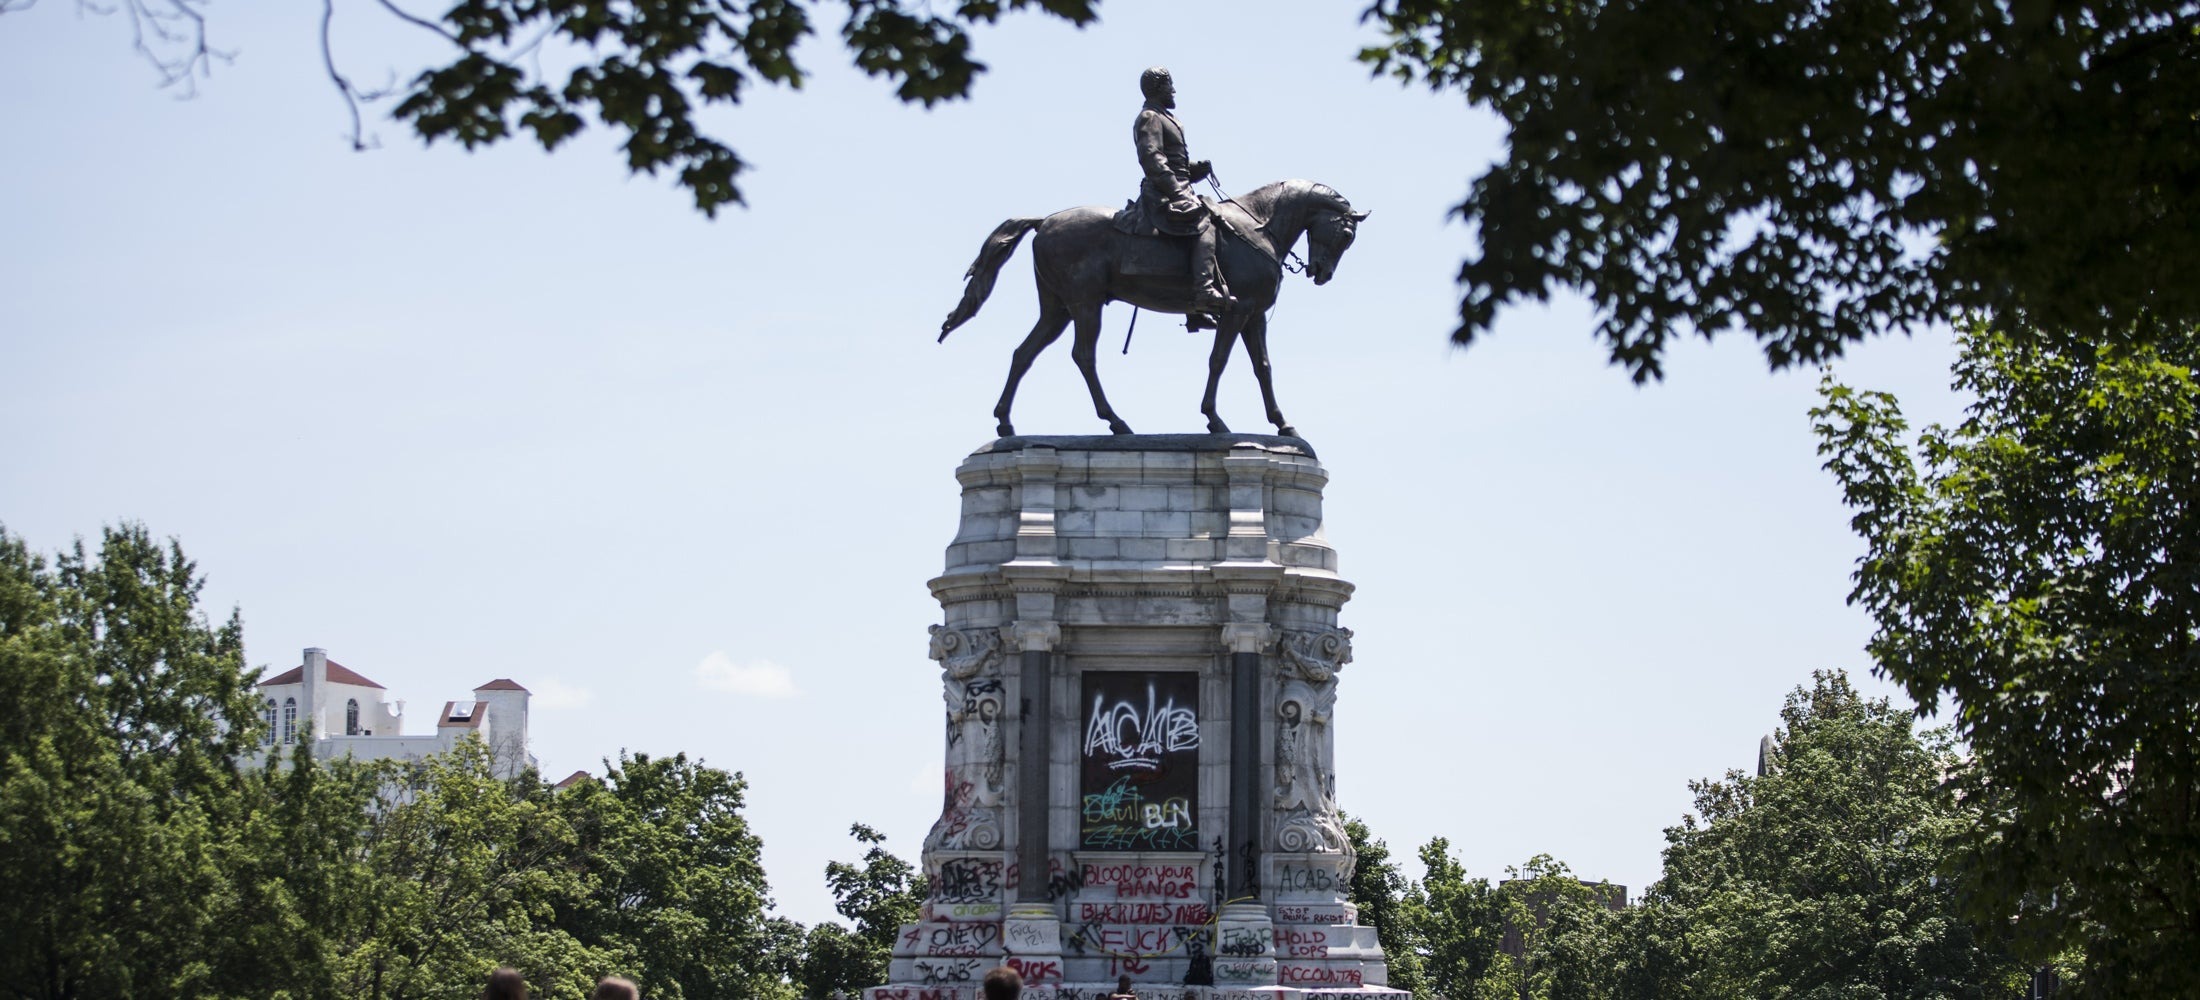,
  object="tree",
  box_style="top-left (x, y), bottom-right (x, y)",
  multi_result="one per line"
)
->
top-left (37, 0), bottom-right (1100, 215)
top-left (792, 922), bottom-right (879, 1000)
top-left (1401, 838), bottom-right (1504, 1000)
top-left (1344, 815), bottom-right (1426, 996)
top-left (1361, 0), bottom-right (2200, 379)
top-left (794, 823), bottom-right (924, 999)
top-left (341, 740), bottom-right (612, 999)
top-left (204, 746), bottom-right (387, 999)
top-left (1401, 843), bottom-right (1624, 1000)
top-left (0, 523), bottom-right (261, 999)
top-left (0, 522), bottom-right (812, 1000)
top-left (1500, 856), bottom-right (1624, 1000)
top-left (1640, 670), bottom-right (2028, 999)
top-left (1816, 327), bottom-right (2200, 996)
top-left (556, 751), bottom-right (792, 1000)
